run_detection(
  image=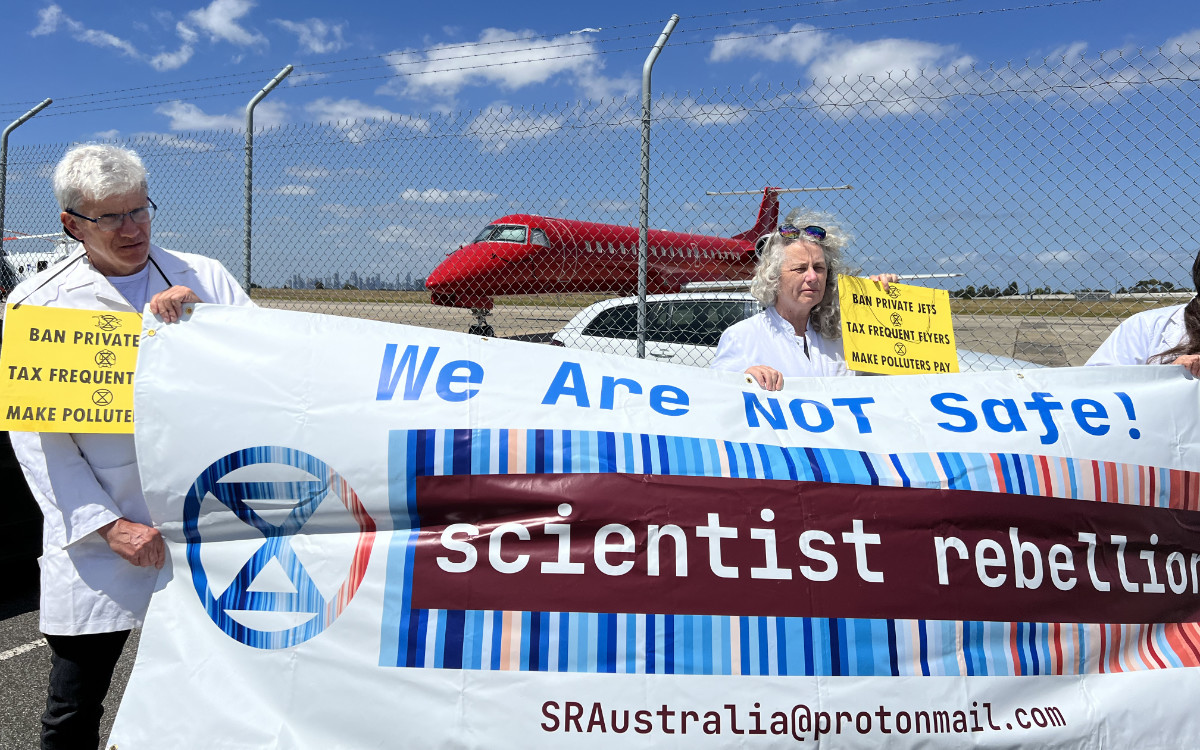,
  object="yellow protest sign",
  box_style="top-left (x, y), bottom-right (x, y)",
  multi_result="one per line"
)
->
top-left (0, 304), bottom-right (142, 433)
top-left (838, 275), bottom-right (959, 375)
